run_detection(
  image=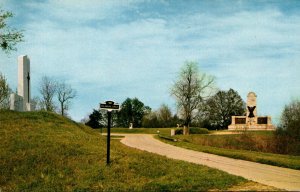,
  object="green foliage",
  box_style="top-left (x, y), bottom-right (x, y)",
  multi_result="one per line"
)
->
top-left (175, 128), bottom-right (183, 135)
top-left (189, 127), bottom-right (209, 134)
top-left (0, 8), bottom-right (24, 53)
top-left (0, 72), bottom-right (11, 109)
top-left (142, 104), bottom-right (180, 128)
top-left (117, 97), bottom-right (150, 128)
top-left (175, 128), bottom-right (209, 135)
top-left (279, 99), bottom-right (300, 139)
top-left (203, 89), bottom-right (245, 130)
top-left (275, 99), bottom-right (300, 154)
top-left (0, 110), bottom-right (245, 191)
top-left (85, 109), bottom-right (103, 128)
